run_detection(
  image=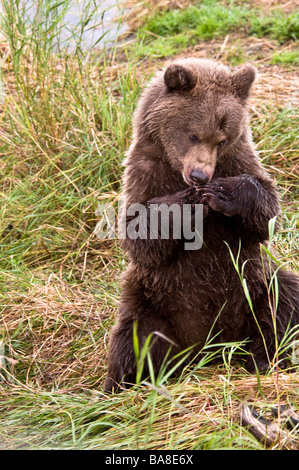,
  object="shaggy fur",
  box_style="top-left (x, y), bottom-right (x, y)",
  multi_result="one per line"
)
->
top-left (104, 58), bottom-right (299, 392)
